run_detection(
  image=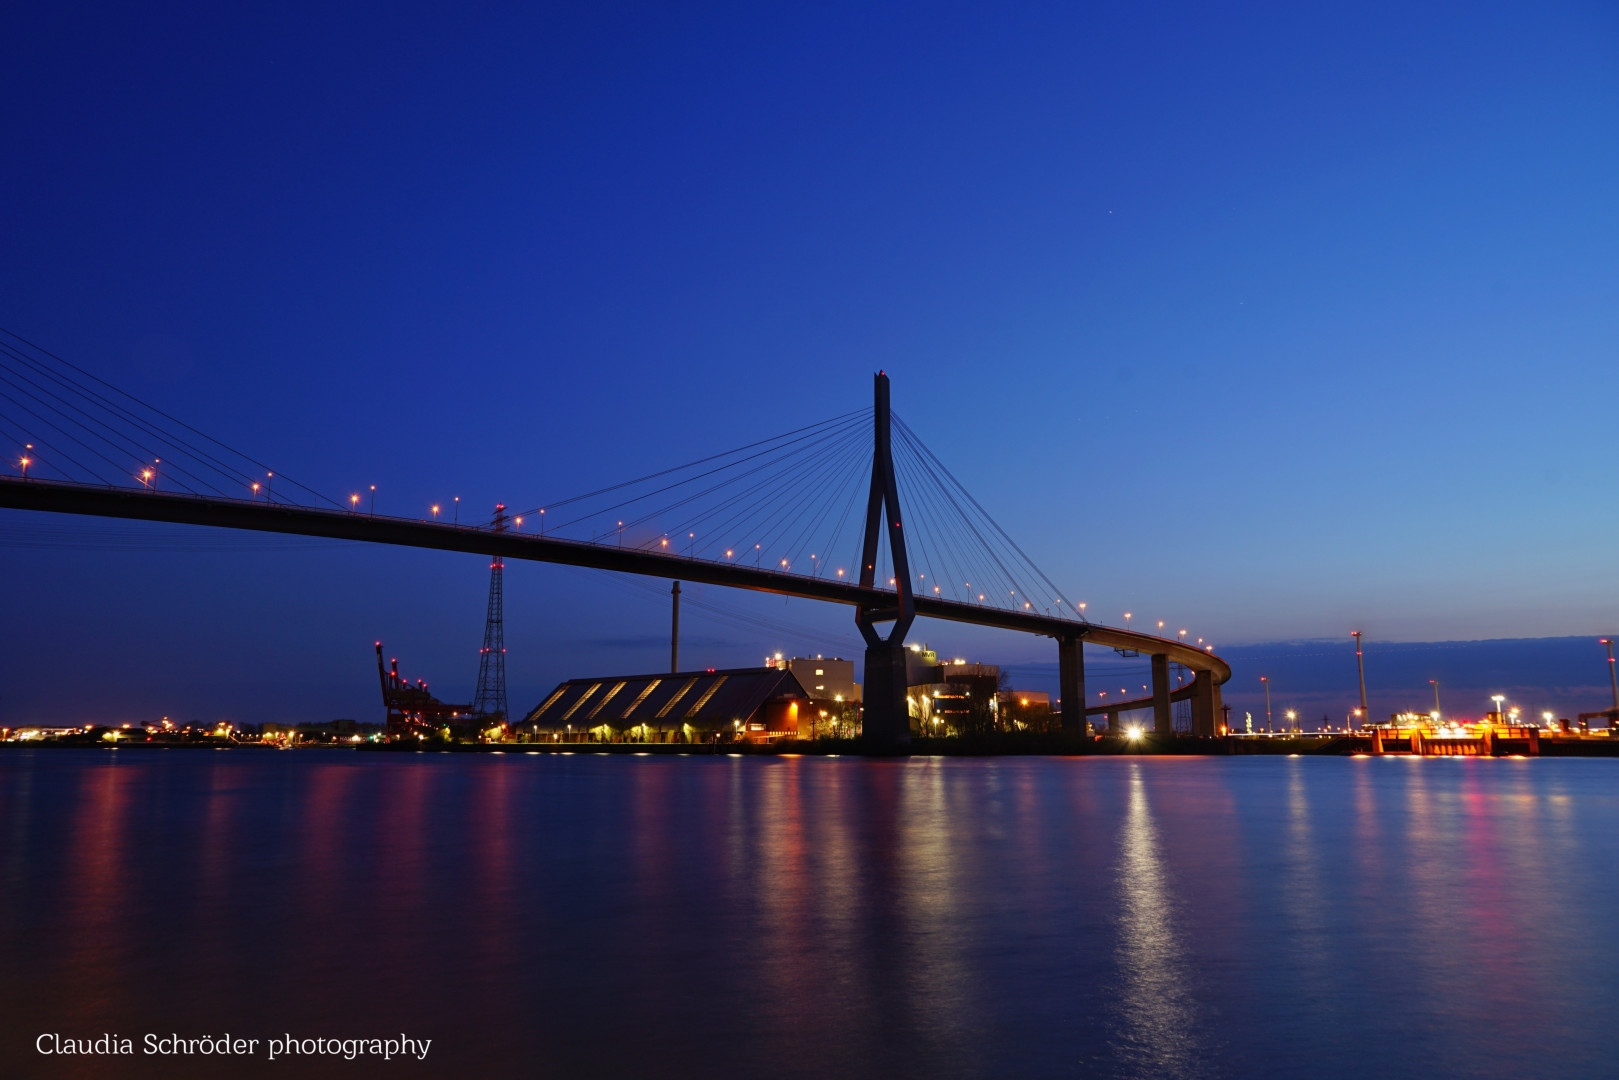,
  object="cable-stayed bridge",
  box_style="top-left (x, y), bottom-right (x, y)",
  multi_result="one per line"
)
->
top-left (0, 328), bottom-right (1228, 747)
